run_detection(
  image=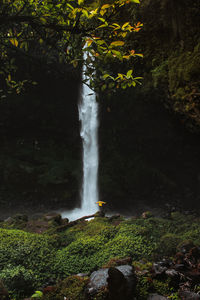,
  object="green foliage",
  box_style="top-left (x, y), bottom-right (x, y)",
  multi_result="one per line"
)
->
top-left (0, 0), bottom-right (143, 96)
top-left (31, 290), bottom-right (43, 298)
top-left (1, 213), bottom-right (200, 298)
top-left (0, 228), bottom-right (57, 299)
top-left (0, 265), bottom-right (35, 299)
